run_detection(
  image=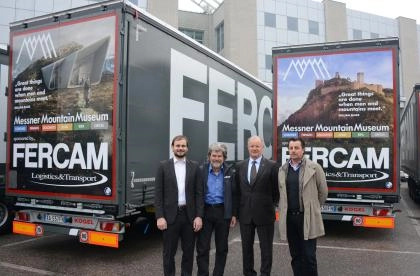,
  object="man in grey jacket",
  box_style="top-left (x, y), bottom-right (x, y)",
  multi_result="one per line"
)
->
top-left (278, 138), bottom-right (328, 276)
